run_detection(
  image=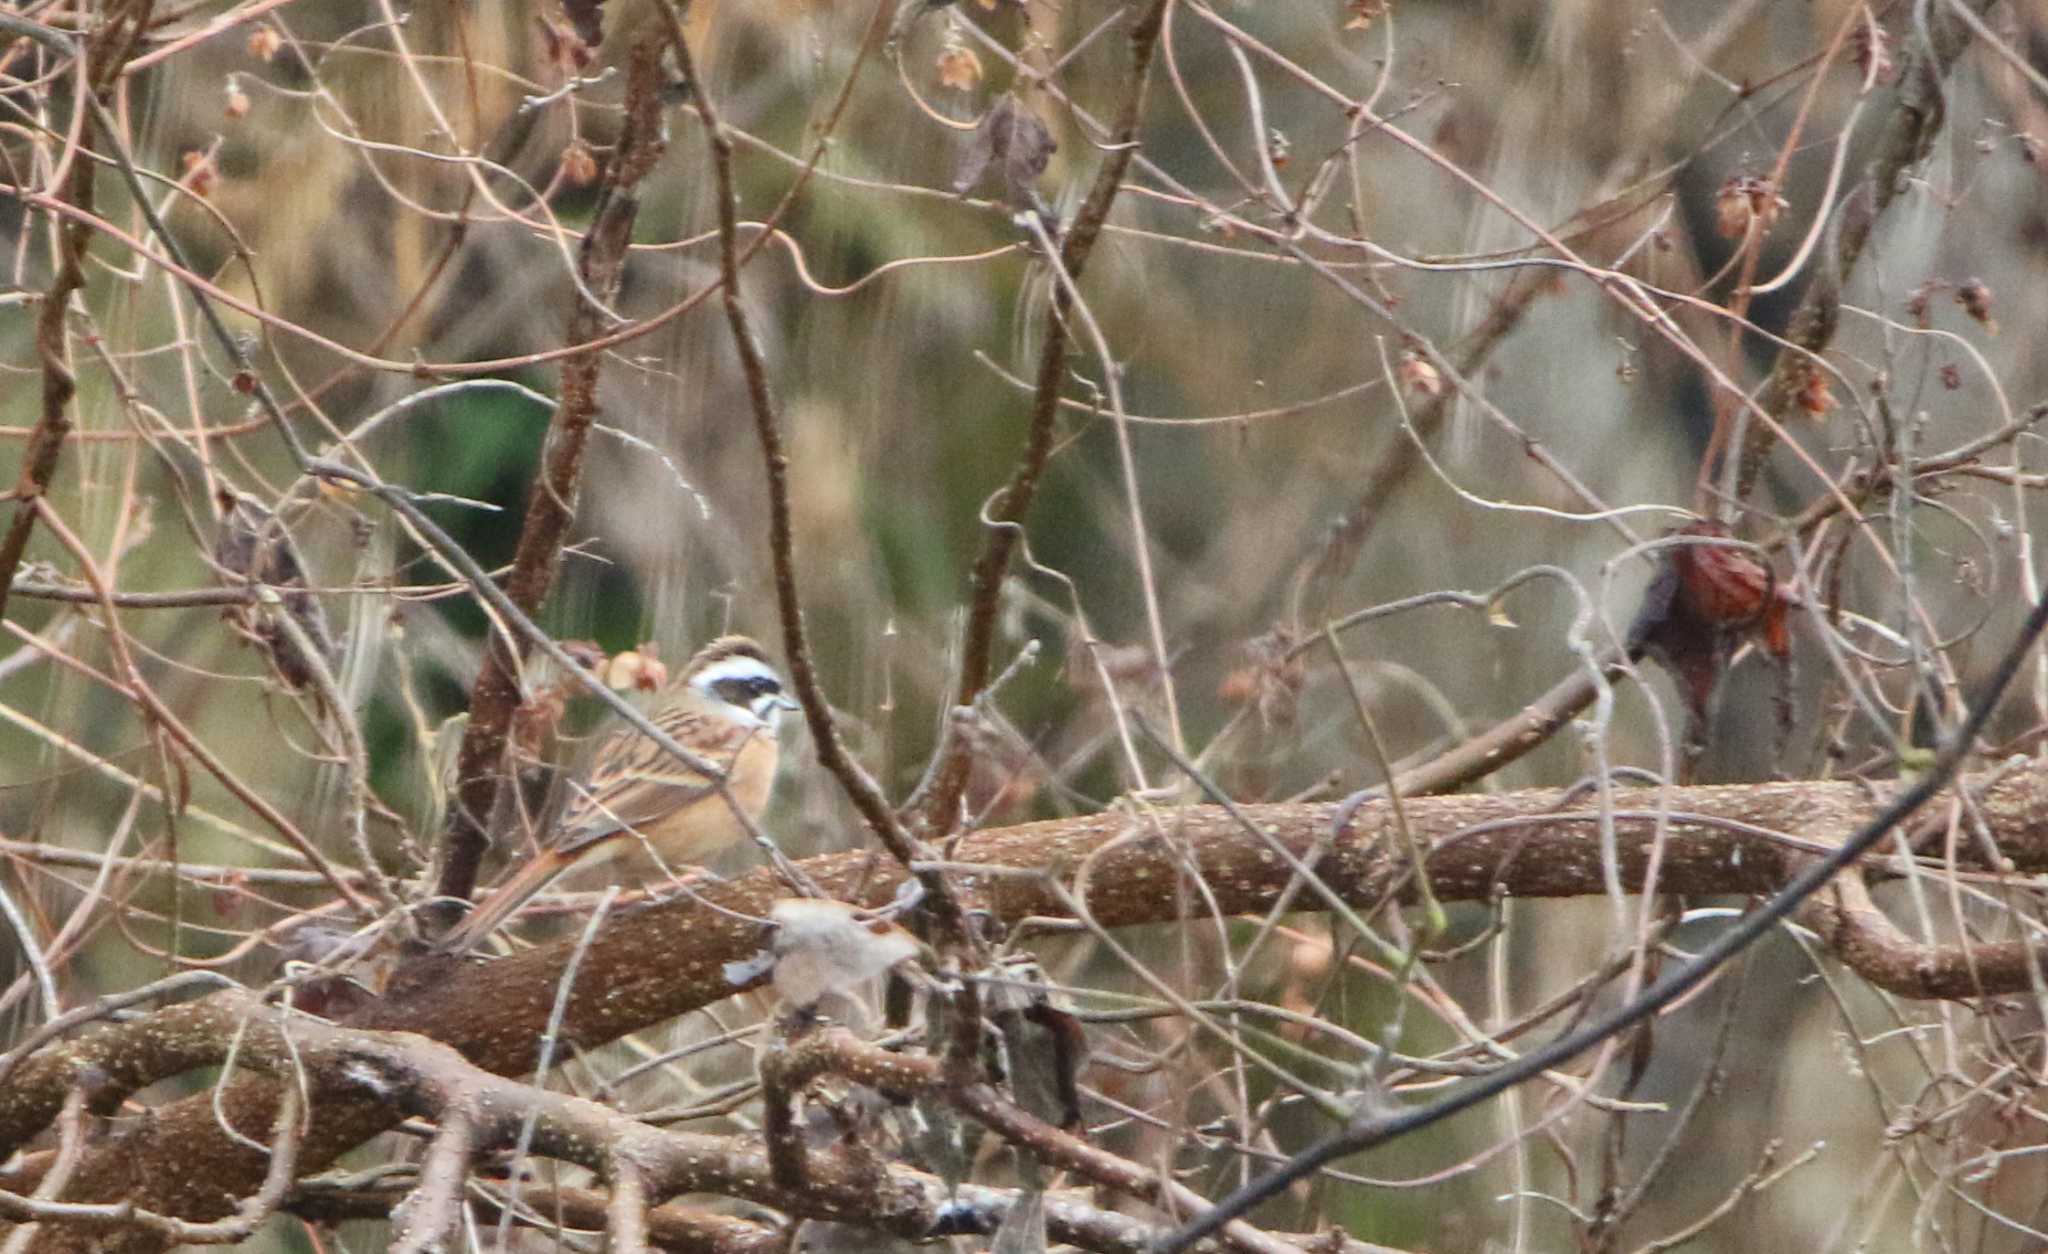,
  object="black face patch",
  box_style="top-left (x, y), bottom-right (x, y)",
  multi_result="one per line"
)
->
top-left (712, 674), bottom-right (782, 708)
